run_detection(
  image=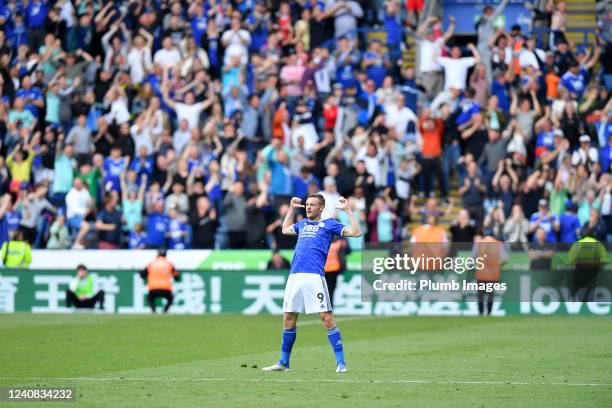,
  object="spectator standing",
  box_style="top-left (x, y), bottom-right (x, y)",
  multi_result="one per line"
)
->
top-left (222, 181), bottom-right (248, 249)
top-left (95, 196), bottom-right (123, 249)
